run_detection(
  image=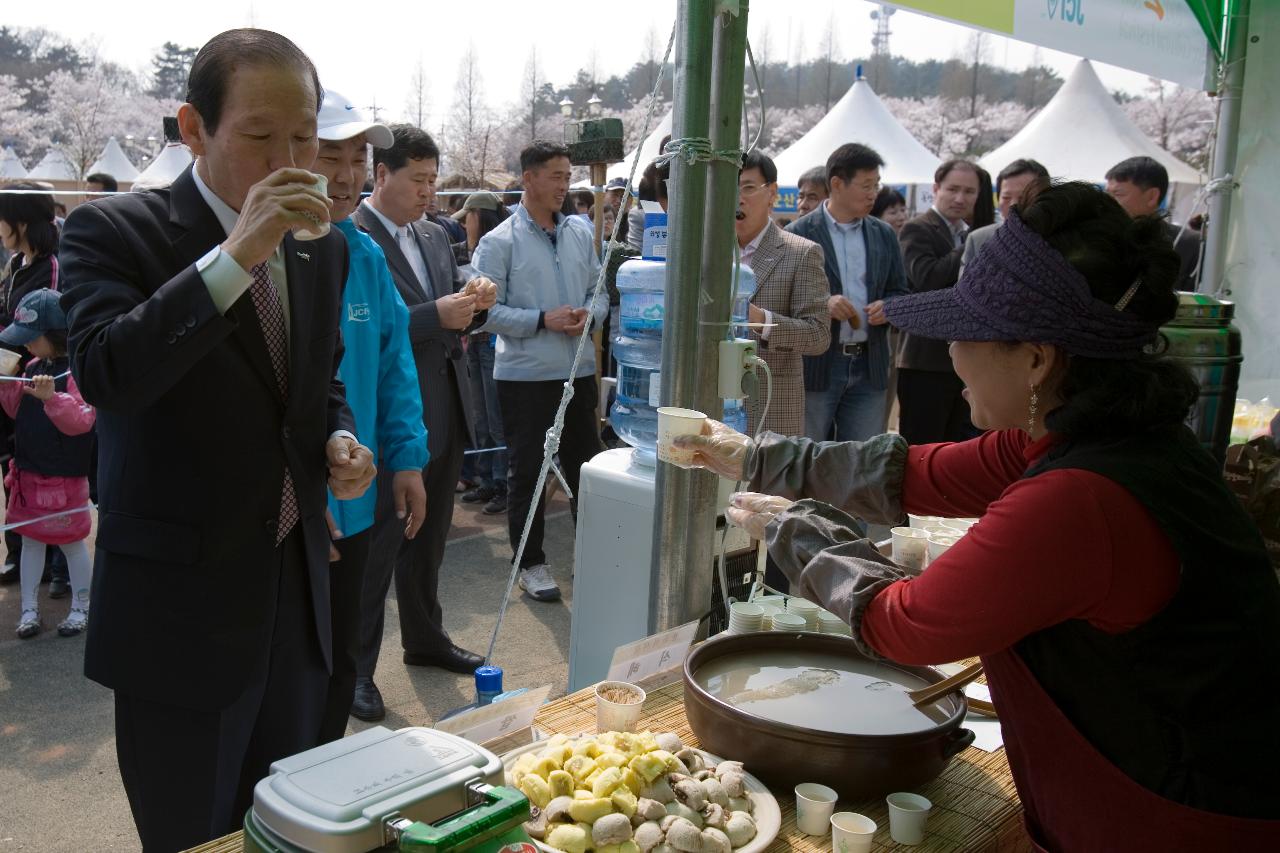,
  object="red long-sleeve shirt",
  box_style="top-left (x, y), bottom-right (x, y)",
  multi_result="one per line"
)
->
top-left (861, 430), bottom-right (1181, 664)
